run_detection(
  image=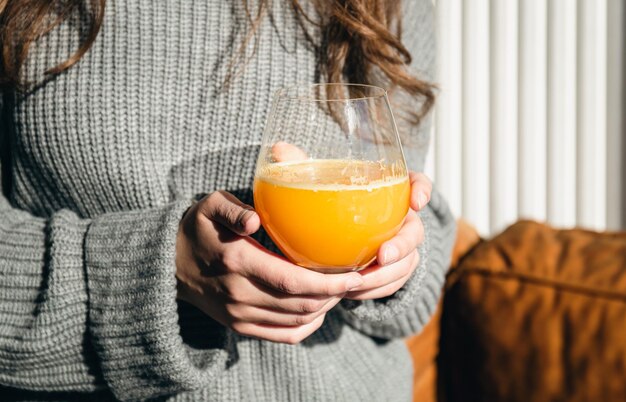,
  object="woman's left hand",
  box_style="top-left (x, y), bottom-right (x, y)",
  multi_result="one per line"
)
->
top-left (271, 142), bottom-right (432, 301)
top-left (344, 171), bottom-right (431, 300)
